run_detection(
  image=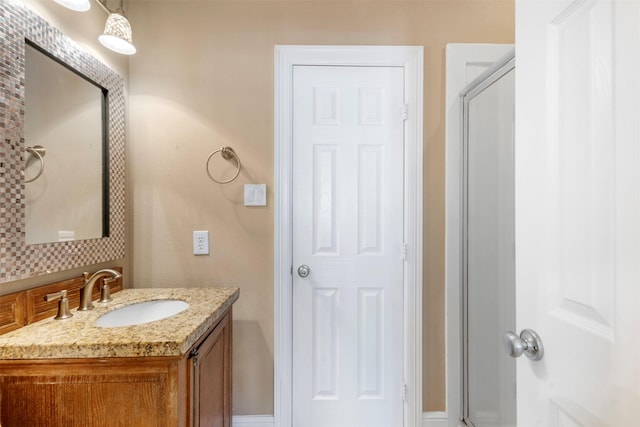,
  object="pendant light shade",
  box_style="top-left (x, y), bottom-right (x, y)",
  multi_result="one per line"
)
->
top-left (99, 12), bottom-right (136, 55)
top-left (54, 0), bottom-right (91, 12)
top-left (55, 0), bottom-right (138, 56)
